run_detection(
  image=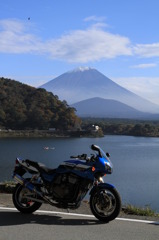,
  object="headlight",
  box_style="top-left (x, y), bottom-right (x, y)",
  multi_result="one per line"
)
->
top-left (104, 161), bottom-right (113, 173)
